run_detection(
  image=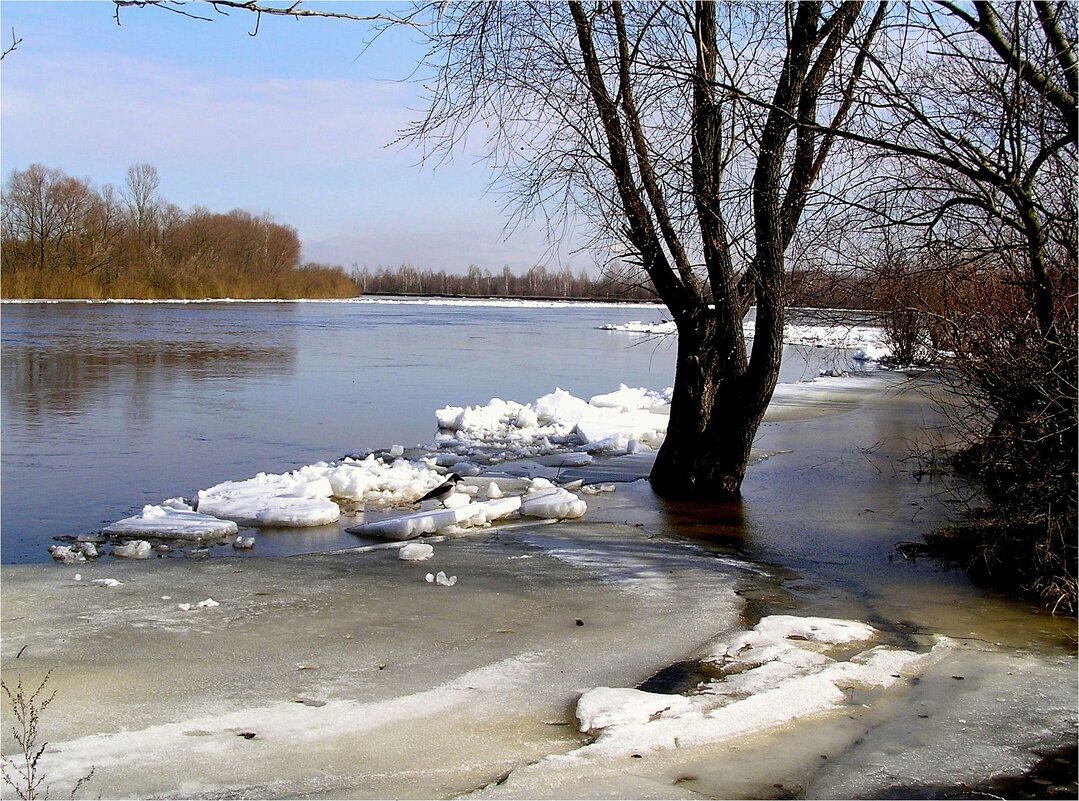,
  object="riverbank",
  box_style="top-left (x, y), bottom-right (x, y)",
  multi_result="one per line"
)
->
top-left (2, 373), bottom-right (1075, 799)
